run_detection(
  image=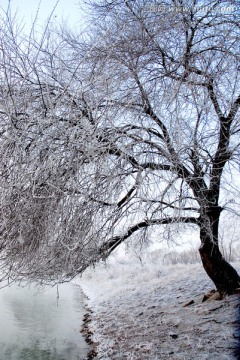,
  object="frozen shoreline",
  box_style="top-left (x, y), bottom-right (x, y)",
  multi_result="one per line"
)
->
top-left (80, 256), bottom-right (240, 359)
top-left (81, 306), bottom-right (98, 360)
